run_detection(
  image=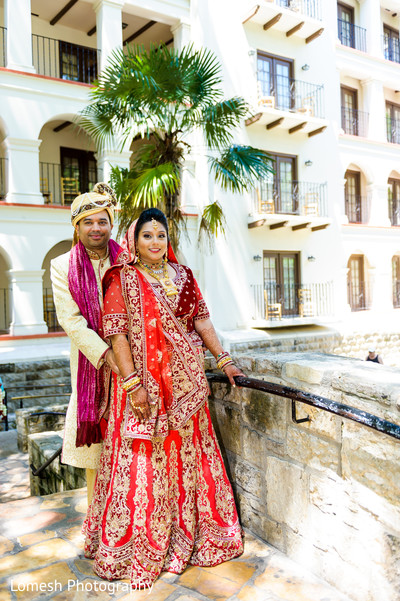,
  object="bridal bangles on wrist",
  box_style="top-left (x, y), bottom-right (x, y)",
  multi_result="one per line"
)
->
top-left (122, 371), bottom-right (142, 395)
top-left (216, 351), bottom-right (234, 371)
